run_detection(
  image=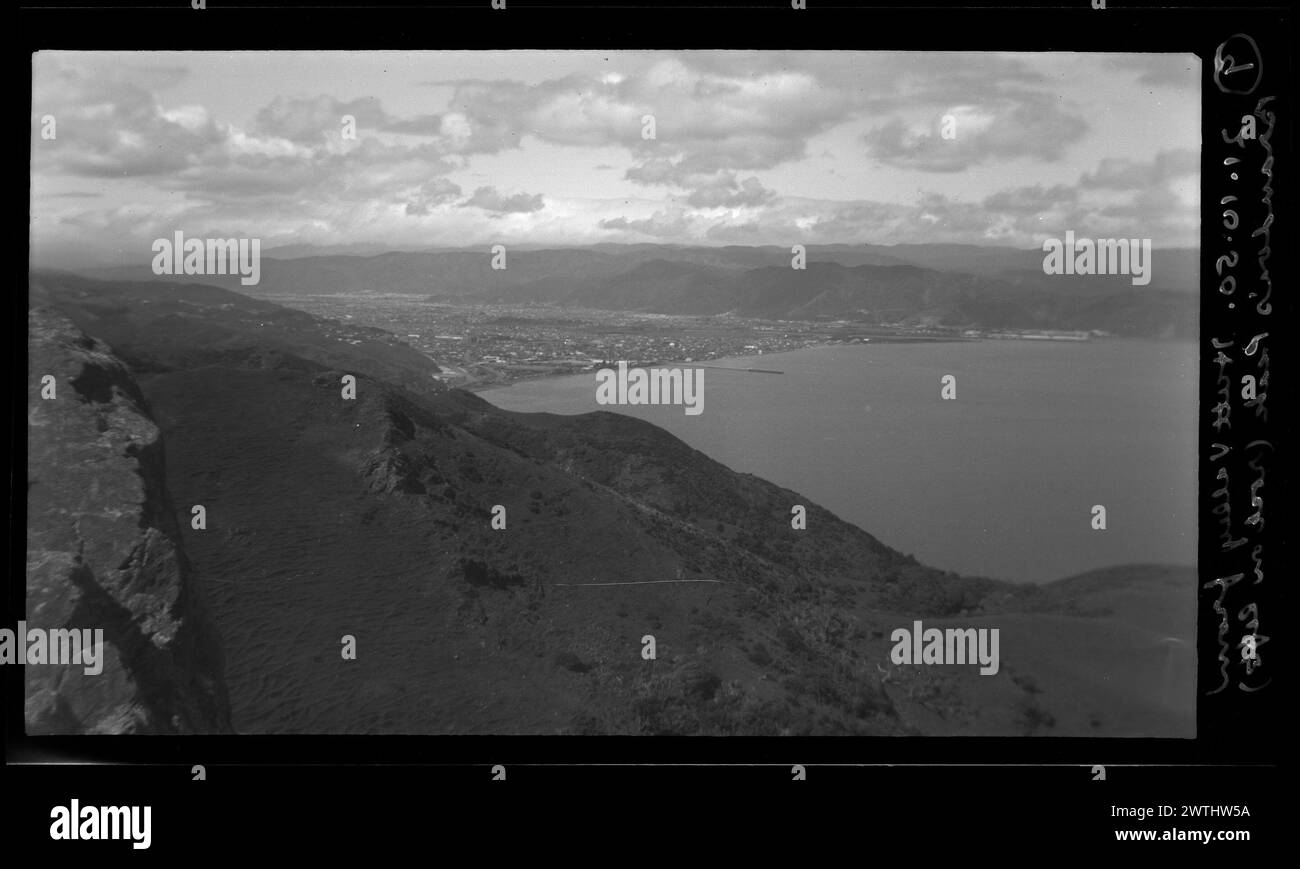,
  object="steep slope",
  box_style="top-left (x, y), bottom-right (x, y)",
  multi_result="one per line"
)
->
top-left (26, 307), bottom-right (232, 734)
top-left (33, 277), bottom-right (920, 734)
top-left (28, 273), bottom-right (1195, 736)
